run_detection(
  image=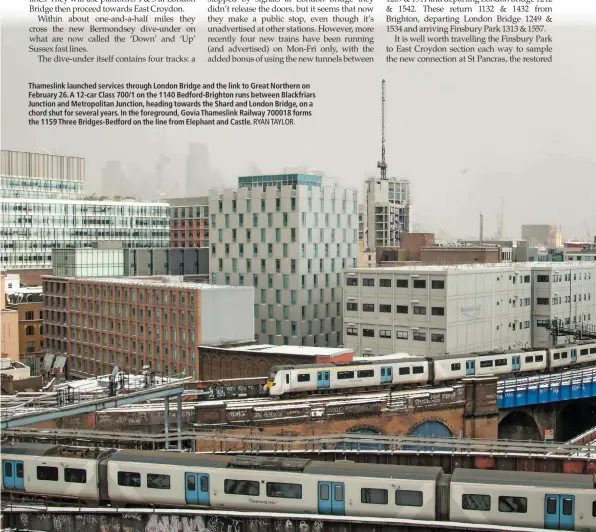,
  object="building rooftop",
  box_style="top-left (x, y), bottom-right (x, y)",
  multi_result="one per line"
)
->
top-left (166, 197), bottom-right (209, 206)
top-left (226, 344), bottom-right (353, 357)
top-left (346, 262), bottom-right (595, 273)
top-left (3, 198), bottom-right (168, 206)
top-left (47, 276), bottom-right (251, 291)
